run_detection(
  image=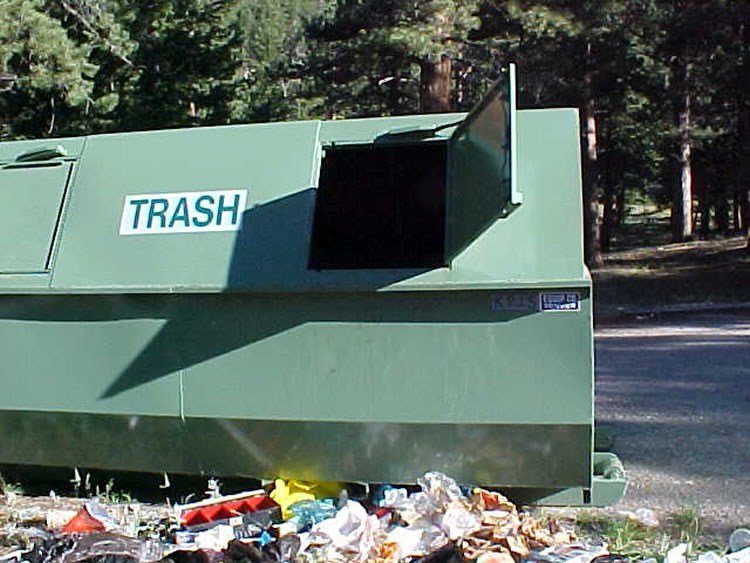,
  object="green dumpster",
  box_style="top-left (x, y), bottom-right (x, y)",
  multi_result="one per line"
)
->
top-left (0, 65), bottom-right (625, 505)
